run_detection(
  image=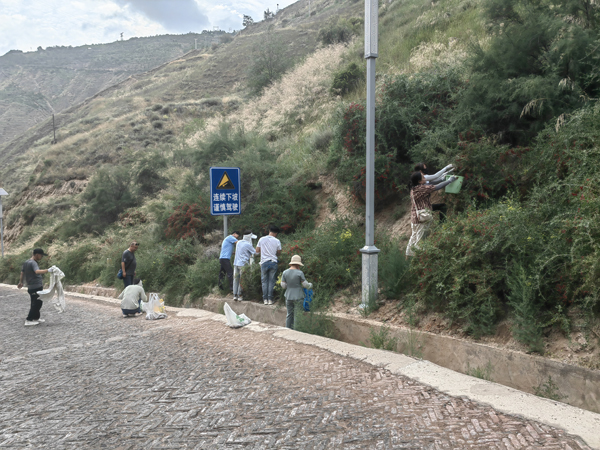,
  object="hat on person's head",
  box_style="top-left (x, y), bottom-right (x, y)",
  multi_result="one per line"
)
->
top-left (289, 255), bottom-right (304, 266)
top-left (33, 248), bottom-right (48, 256)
